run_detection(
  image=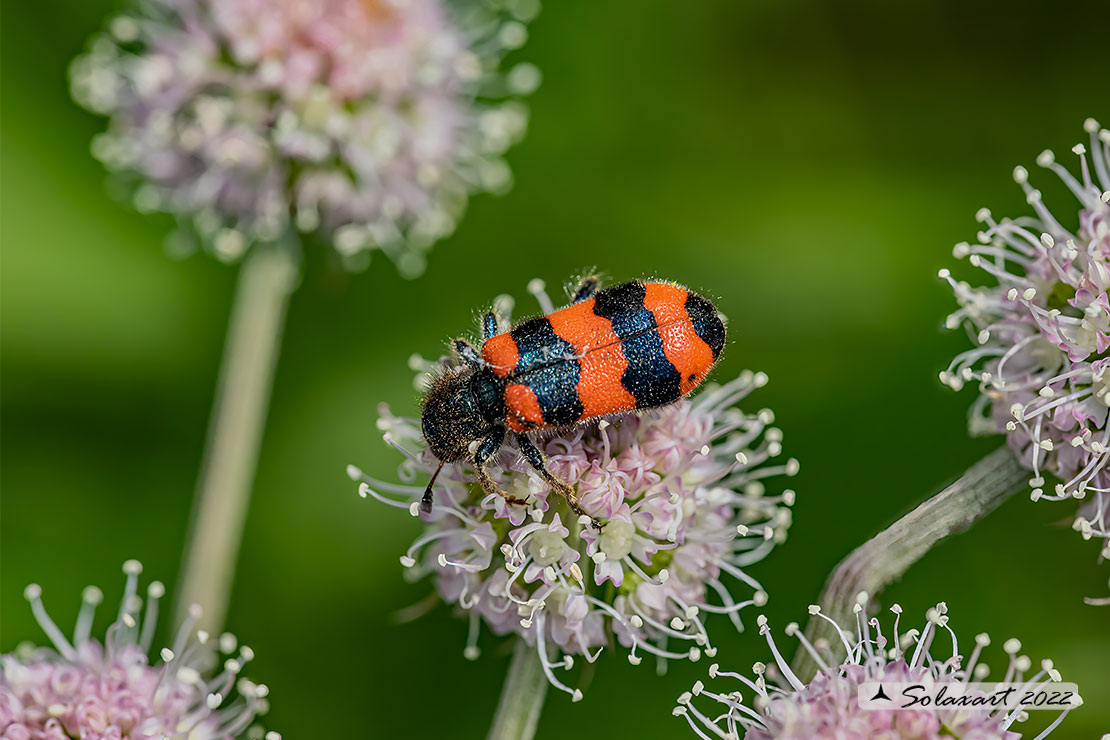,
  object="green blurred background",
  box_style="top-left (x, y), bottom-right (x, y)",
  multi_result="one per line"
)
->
top-left (2, 0), bottom-right (1107, 737)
